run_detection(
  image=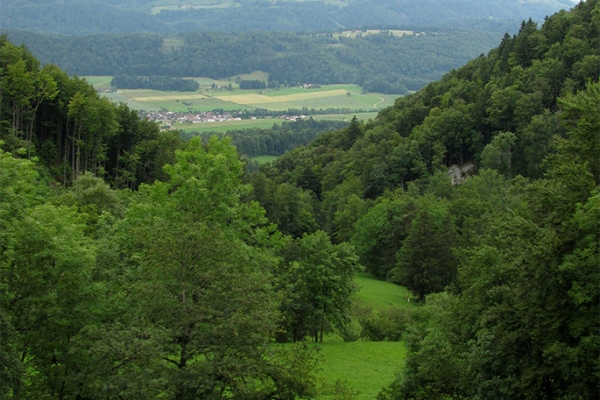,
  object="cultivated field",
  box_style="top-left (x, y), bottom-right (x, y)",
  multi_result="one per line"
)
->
top-left (176, 118), bottom-right (279, 134)
top-left (87, 77), bottom-right (401, 114)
